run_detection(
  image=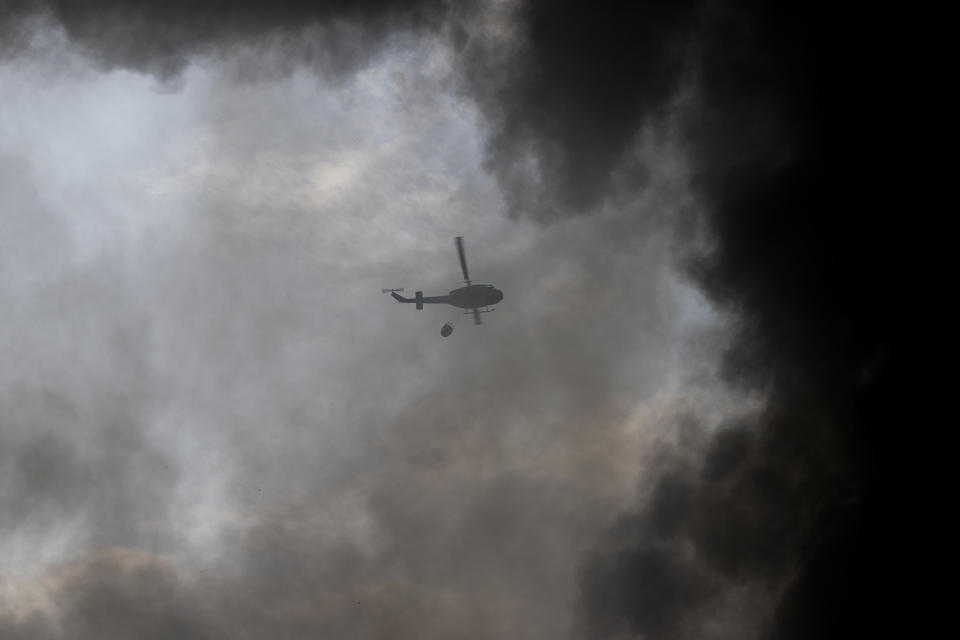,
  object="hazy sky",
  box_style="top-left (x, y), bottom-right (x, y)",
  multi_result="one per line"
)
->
top-left (1, 3), bottom-right (921, 639)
